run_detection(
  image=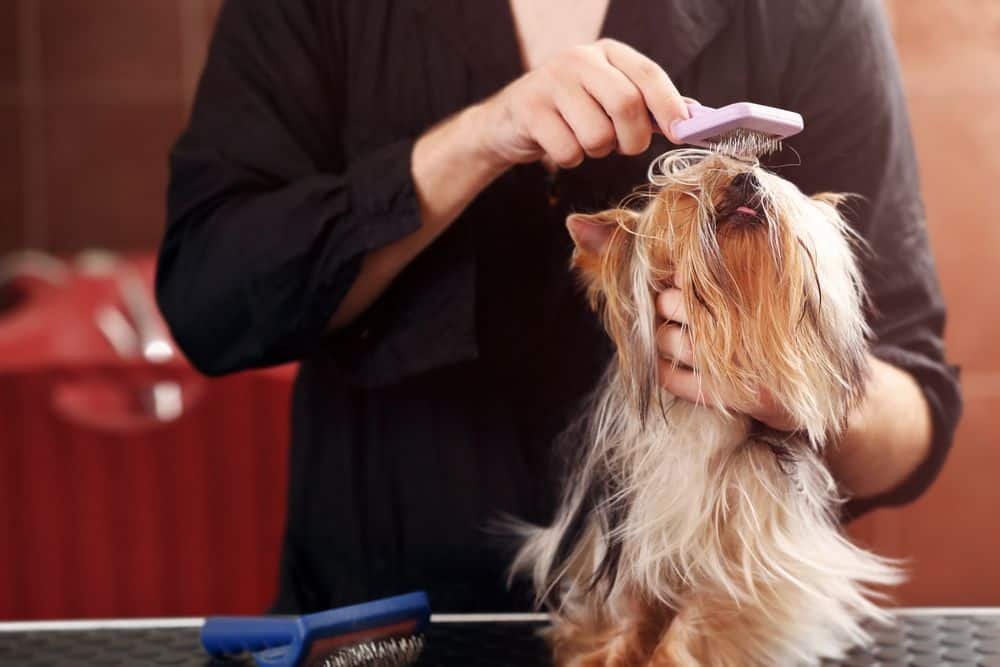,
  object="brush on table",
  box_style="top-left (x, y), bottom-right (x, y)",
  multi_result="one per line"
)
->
top-left (201, 591), bottom-right (430, 667)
